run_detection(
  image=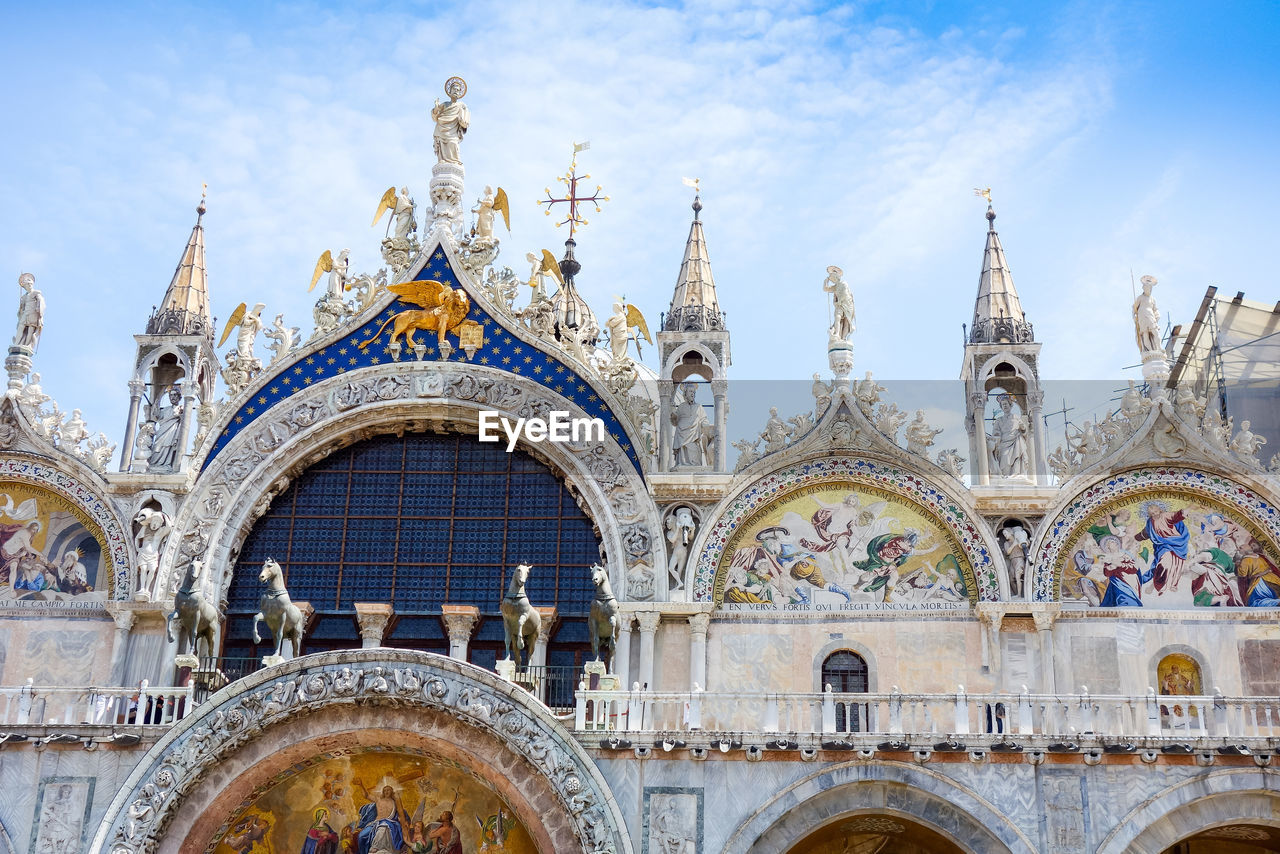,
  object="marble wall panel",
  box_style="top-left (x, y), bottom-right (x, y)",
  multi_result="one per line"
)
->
top-left (1069, 636), bottom-right (1121, 693)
